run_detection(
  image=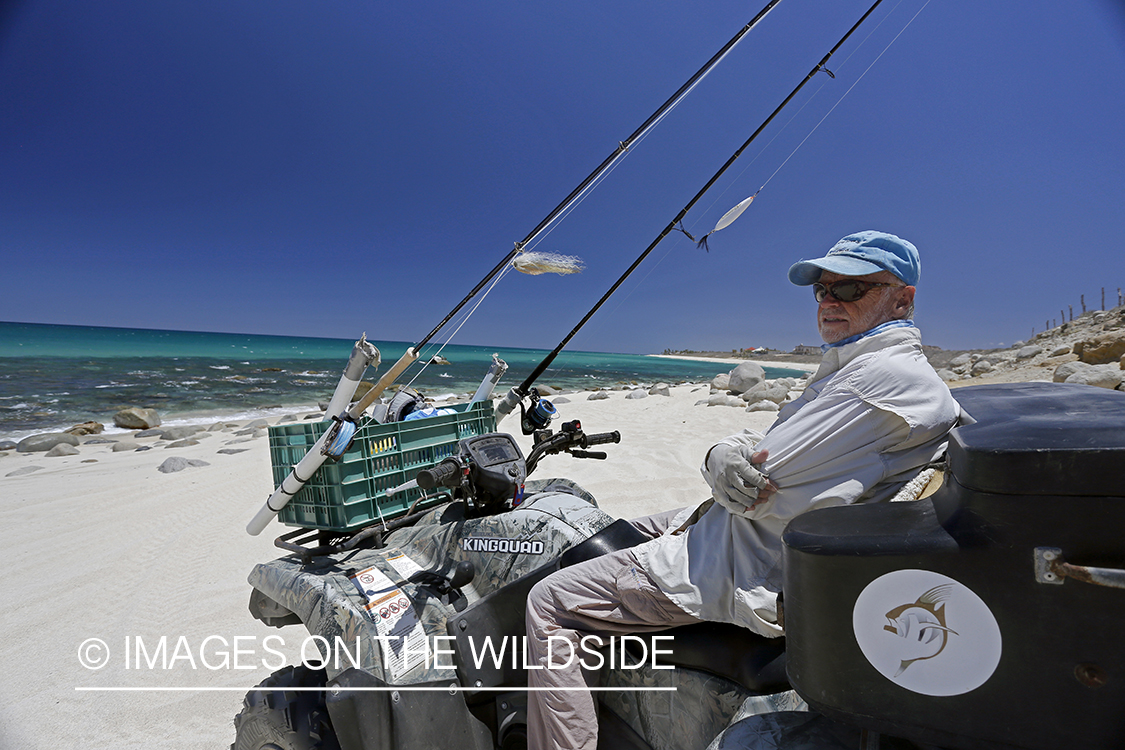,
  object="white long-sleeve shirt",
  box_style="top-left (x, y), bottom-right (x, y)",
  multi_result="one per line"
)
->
top-left (633, 323), bottom-right (960, 636)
